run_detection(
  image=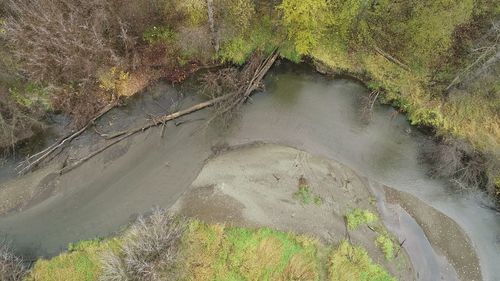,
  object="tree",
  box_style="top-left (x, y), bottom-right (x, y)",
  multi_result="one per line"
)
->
top-left (3, 0), bottom-right (132, 86)
top-left (278, 0), bottom-right (330, 54)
